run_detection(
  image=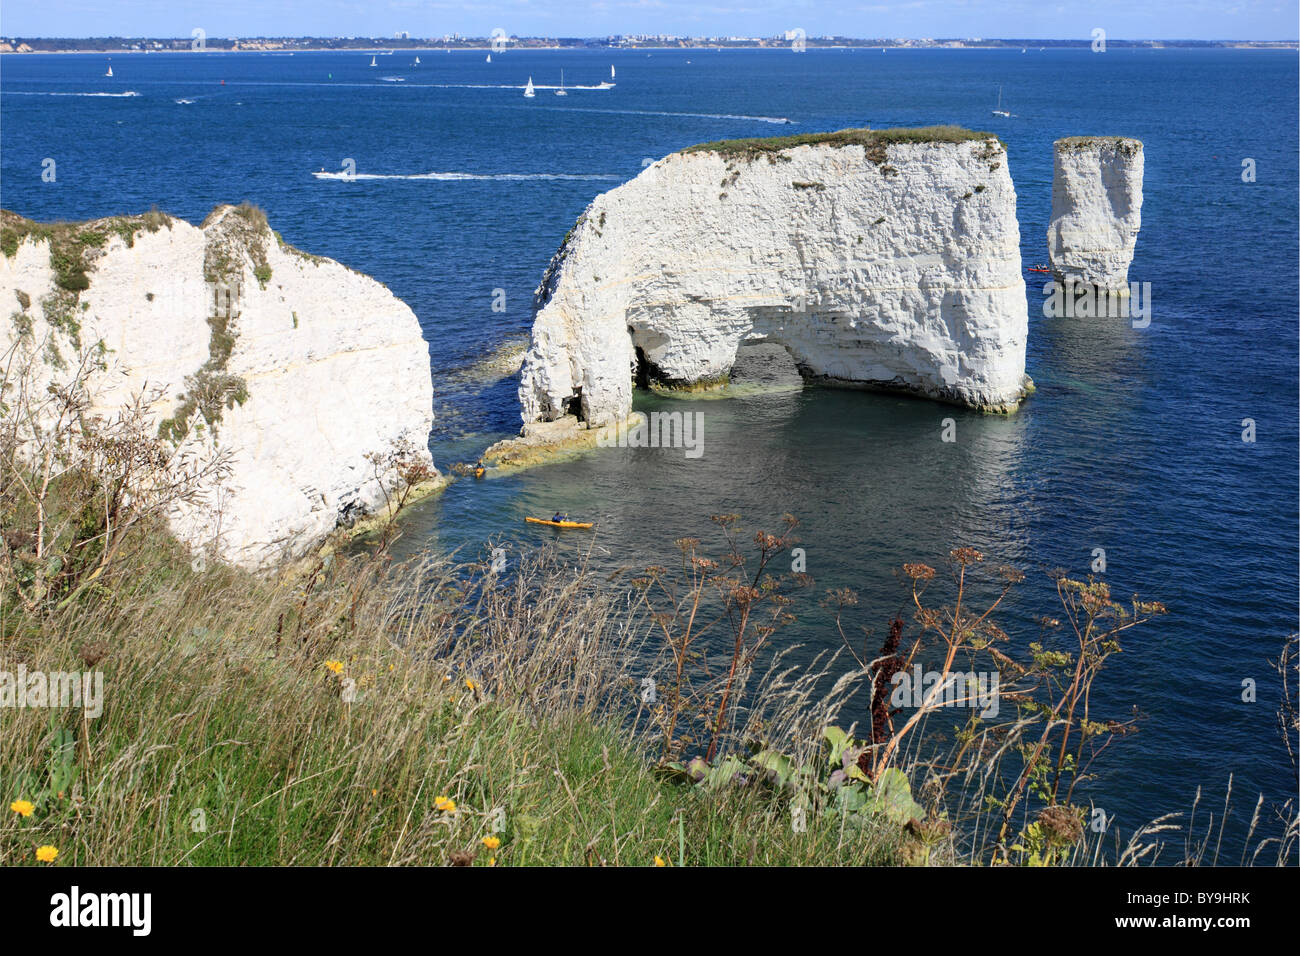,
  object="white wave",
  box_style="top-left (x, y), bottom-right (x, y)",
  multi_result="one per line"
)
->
top-left (312, 170), bottom-right (622, 182)
top-left (379, 76), bottom-right (405, 82)
top-left (420, 82), bottom-right (615, 91)
top-left (4, 90), bottom-right (141, 97)
top-left (485, 100), bottom-right (792, 123)
top-left (175, 98), bottom-right (195, 104)
top-left (577, 106), bottom-right (793, 124)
